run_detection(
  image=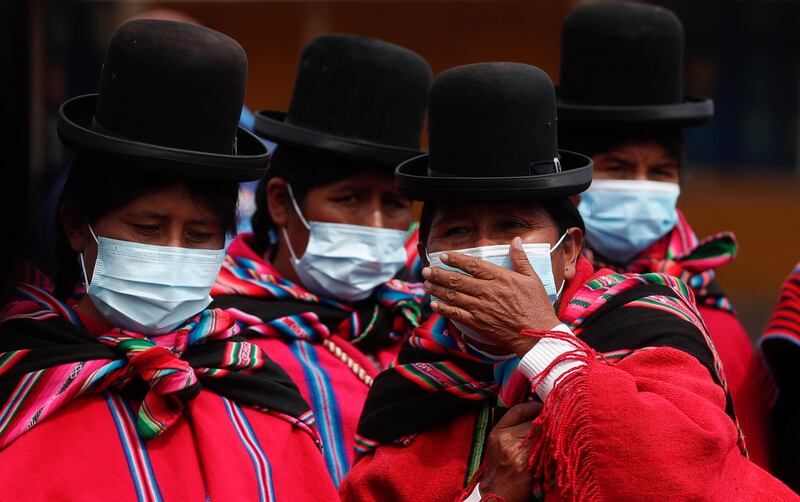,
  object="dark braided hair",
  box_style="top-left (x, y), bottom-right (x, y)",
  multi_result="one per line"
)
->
top-left (53, 157), bottom-right (239, 299)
